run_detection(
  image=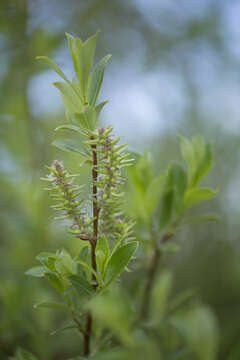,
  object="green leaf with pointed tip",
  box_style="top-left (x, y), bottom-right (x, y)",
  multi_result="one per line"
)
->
top-left (150, 272), bottom-right (172, 322)
top-left (159, 187), bottom-right (175, 230)
top-left (96, 100), bottom-right (108, 119)
top-left (55, 249), bottom-right (77, 276)
top-left (78, 31), bottom-right (100, 101)
top-left (179, 134), bottom-right (197, 186)
top-left (66, 31), bottom-right (100, 102)
top-left (45, 273), bottom-right (64, 294)
top-left (193, 141), bottom-right (212, 186)
top-left (68, 274), bottom-right (93, 296)
top-left (34, 301), bottom-right (68, 311)
top-left (52, 138), bottom-right (84, 155)
top-left (54, 81), bottom-right (84, 115)
top-left (36, 252), bottom-right (57, 271)
top-left (145, 175), bottom-right (166, 217)
top-left (65, 32), bottom-right (83, 74)
top-left (179, 135), bottom-right (213, 187)
top-left (36, 252), bottom-right (57, 262)
top-left (36, 56), bottom-right (69, 82)
top-left (75, 105), bottom-right (97, 131)
top-left (76, 260), bottom-right (103, 286)
top-left (25, 266), bottom-right (48, 277)
top-left (88, 54), bottom-right (111, 105)
top-left (104, 242), bottom-right (138, 287)
top-left (184, 187), bottom-right (217, 208)
top-left (96, 235), bottom-right (110, 275)
top-left (167, 162), bottom-right (187, 211)
top-left (55, 124), bottom-right (84, 135)
top-left (135, 150), bottom-right (154, 191)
